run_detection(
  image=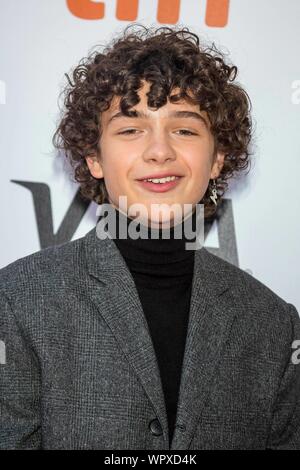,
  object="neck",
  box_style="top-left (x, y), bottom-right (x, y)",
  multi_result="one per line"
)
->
top-left (98, 203), bottom-right (197, 265)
